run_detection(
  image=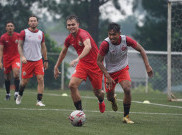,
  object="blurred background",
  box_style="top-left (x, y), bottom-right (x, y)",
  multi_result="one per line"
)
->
top-left (0, 0), bottom-right (181, 97)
